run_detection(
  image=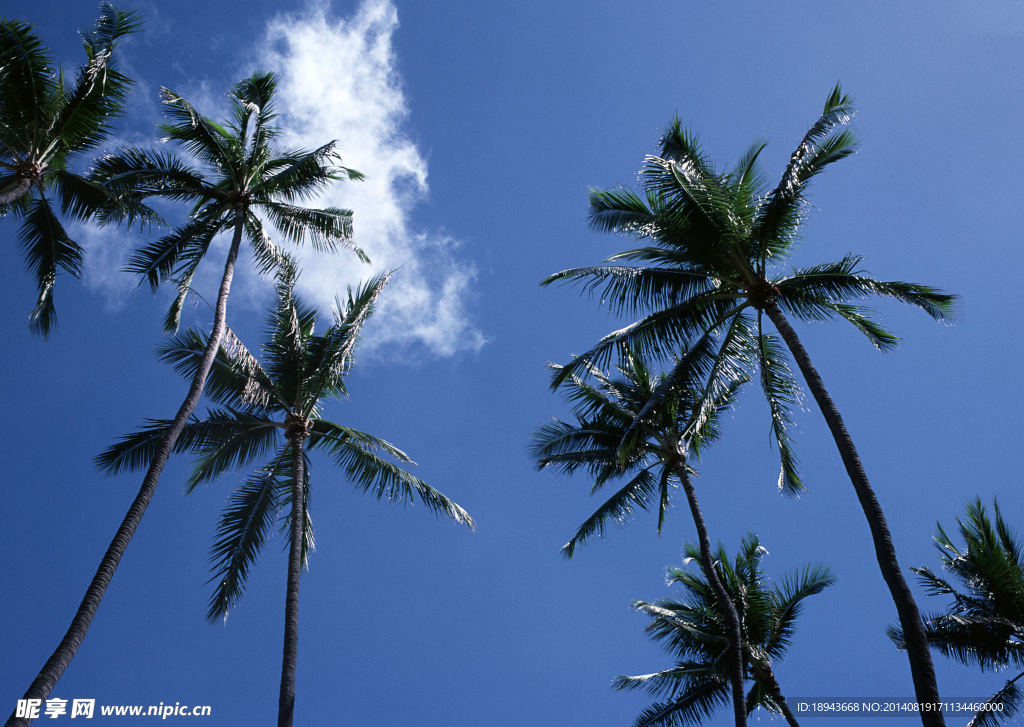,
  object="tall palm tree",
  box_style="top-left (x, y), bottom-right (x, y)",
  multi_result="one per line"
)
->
top-left (542, 84), bottom-right (955, 724)
top-left (6, 72), bottom-right (366, 727)
top-left (97, 268), bottom-right (474, 727)
top-left (617, 534), bottom-right (834, 727)
top-left (890, 499), bottom-right (1024, 727)
top-left (531, 342), bottom-right (751, 726)
top-left (0, 3), bottom-right (141, 334)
